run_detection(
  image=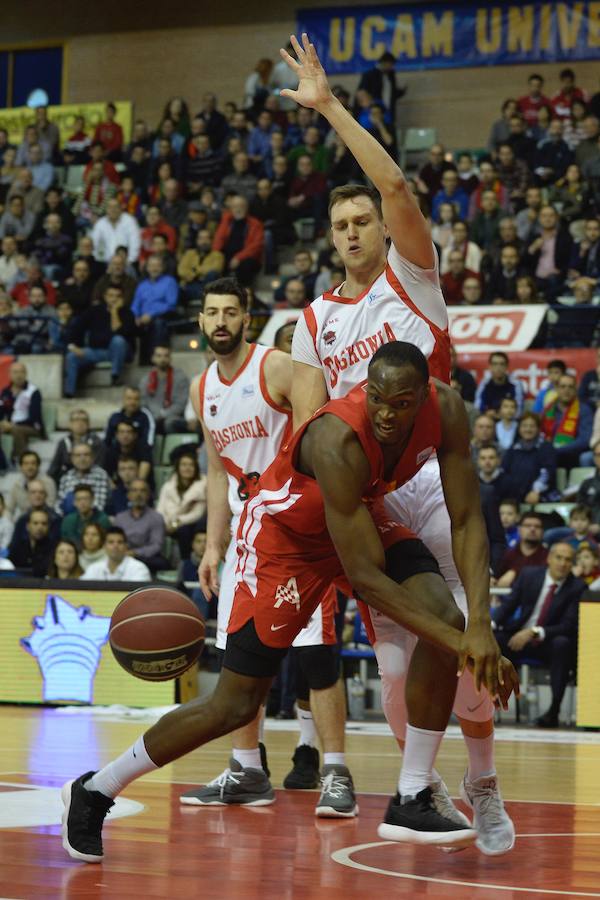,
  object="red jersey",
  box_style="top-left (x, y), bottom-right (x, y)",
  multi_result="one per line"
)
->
top-left (517, 94), bottom-right (551, 126)
top-left (230, 381), bottom-right (442, 647)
